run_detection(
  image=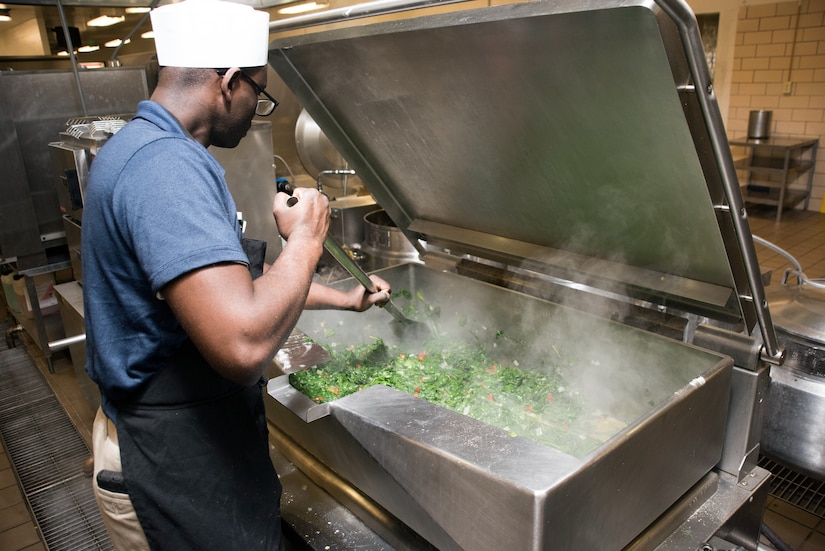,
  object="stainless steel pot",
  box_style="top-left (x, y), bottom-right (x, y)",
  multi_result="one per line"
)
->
top-left (360, 209), bottom-right (419, 272)
top-left (747, 110), bottom-right (772, 140)
top-left (756, 236), bottom-right (825, 479)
